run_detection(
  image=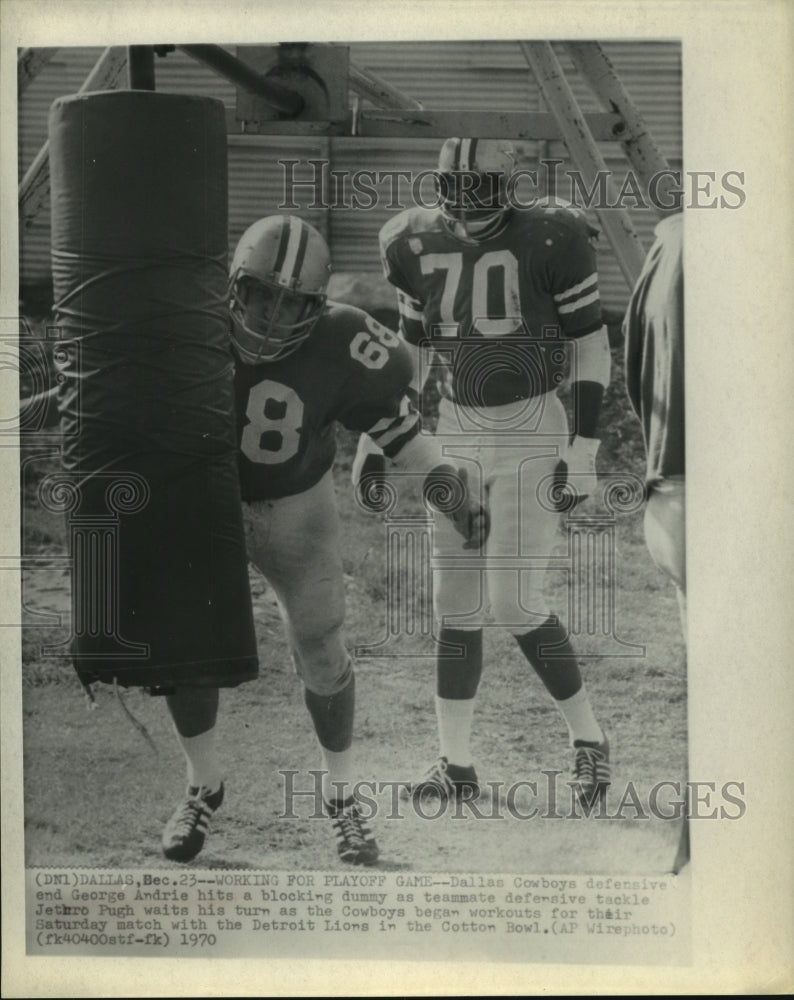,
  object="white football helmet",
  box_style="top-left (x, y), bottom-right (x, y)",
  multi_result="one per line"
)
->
top-left (228, 215), bottom-right (331, 364)
top-left (435, 138), bottom-right (517, 243)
